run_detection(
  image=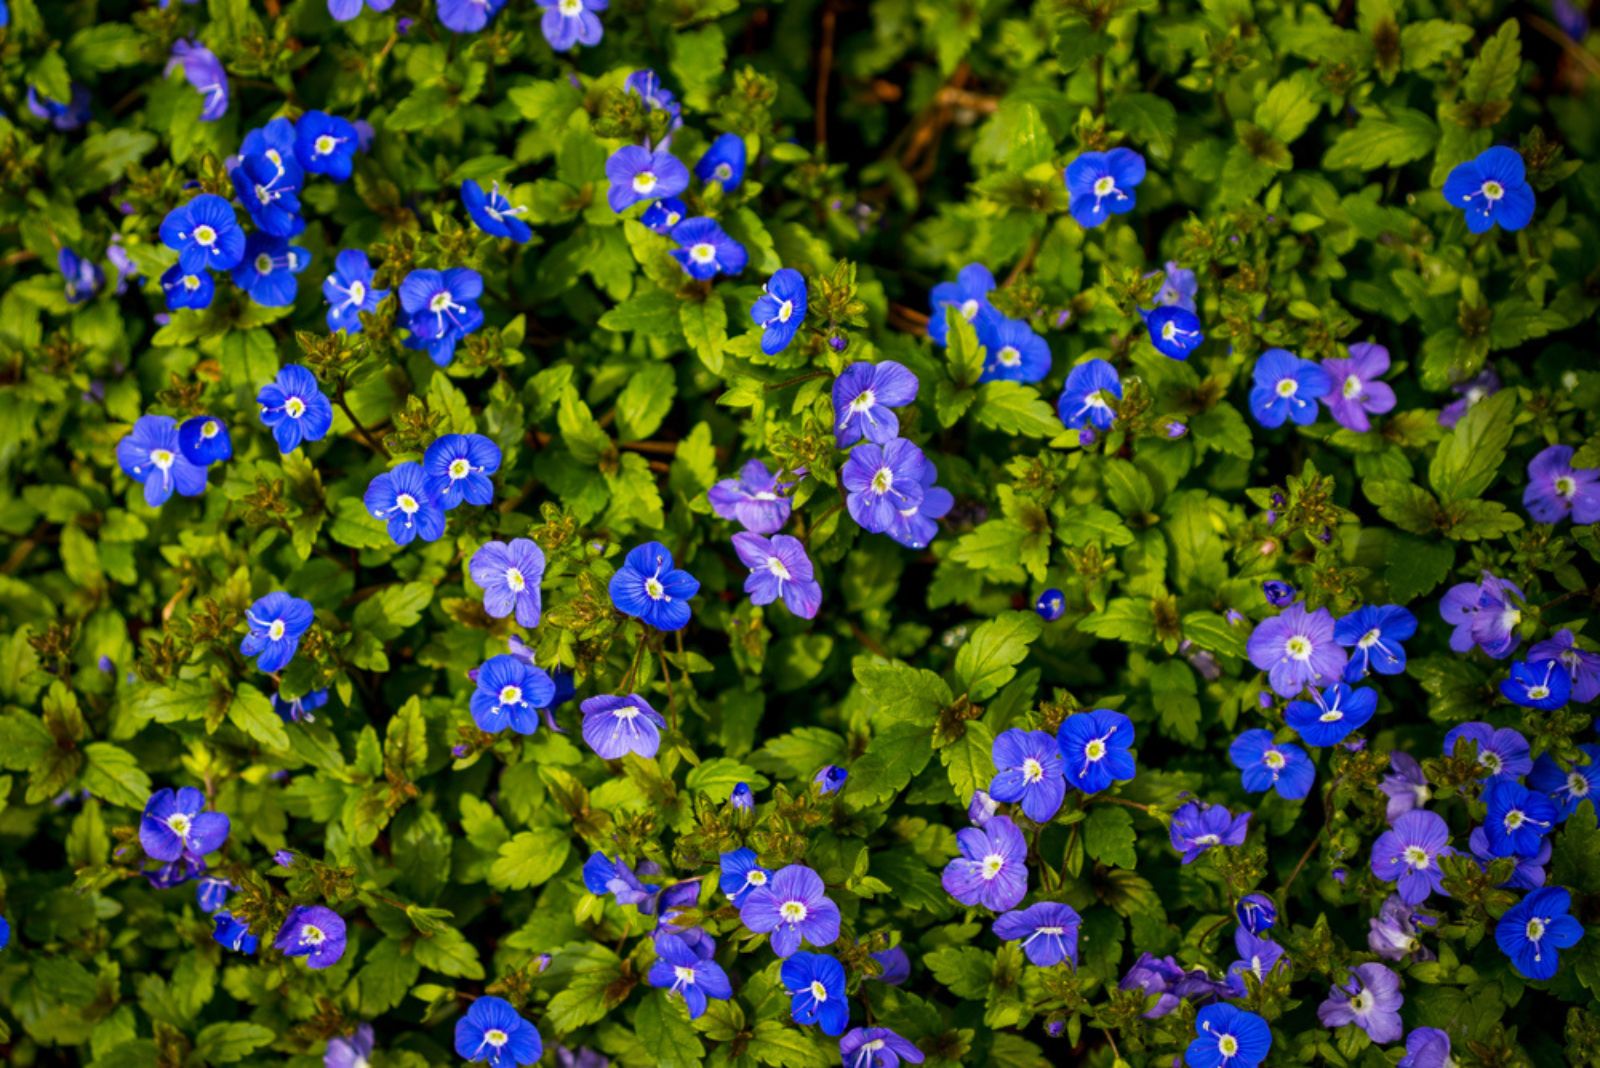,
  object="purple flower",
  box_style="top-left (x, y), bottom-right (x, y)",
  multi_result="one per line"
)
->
top-left (718, 847), bottom-right (771, 907)
top-left (273, 688), bottom-right (328, 724)
top-left (926, 263), bottom-right (1000, 346)
top-left (941, 815), bottom-right (1028, 910)
top-left (608, 541), bottom-right (699, 631)
top-left (1246, 602), bottom-right (1349, 698)
top-left (1056, 709), bottom-right (1136, 793)
top-left (839, 1027), bottom-right (925, 1068)
top-left (1368, 894), bottom-right (1436, 962)
top-left (647, 932), bottom-right (731, 1020)
top-left (832, 361), bottom-right (920, 446)
top-left (1169, 801), bottom-right (1250, 864)
top-left (538, 0), bottom-right (606, 51)
top-left (1529, 629), bottom-right (1600, 703)
top-left (117, 416), bottom-right (209, 508)
top-left (1056, 358), bottom-right (1121, 433)
top-left (1442, 146), bottom-right (1535, 234)
top-left (1237, 894), bottom-right (1275, 935)
top-left (1379, 752), bottom-right (1431, 822)
top-left (641, 198), bottom-right (687, 233)
top-left (1063, 148), bottom-right (1145, 229)
top-left (470, 654), bottom-right (556, 735)
top-left (781, 952), bottom-right (848, 1035)
top-left (885, 457), bottom-right (954, 550)
top-left (213, 913), bottom-right (258, 954)
top-left (1468, 825), bottom-right (1550, 889)
top-left (439, 0), bottom-right (506, 34)
top-left (1527, 744), bottom-right (1600, 820)
top-left (1334, 604), bottom-right (1416, 681)
top-left (27, 84), bottom-right (92, 130)
top-left (364, 462), bottom-right (446, 546)
top-left (1229, 730), bottom-right (1314, 800)
top-left (274, 905), bottom-right (347, 969)
top-left (625, 69), bottom-right (682, 133)
top-left (582, 853), bottom-right (659, 908)
top-left (730, 782), bottom-right (755, 812)
top-left (967, 789), bottom-right (998, 826)
top-left (1524, 445), bottom-right (1600, 525)
top-left (1399, 1028), bottom-right (1453, 1068)
top-left (329, 0), bottom-right (396, 20)
top-left (1370, 810), bottom-right (1453, 904)
top-left (988, 728), bottom-right (1066, 822)
top-left (815, 765), bottom-right (849, 794)
top-left (1439, 368), bottom-right (1499, 428)
top-left (1317, 963), bottom-right (1403, 1045)
top-left (708, 459), bottom-right (794, 534)
top-left (978, 318), bottom-right (1051, 383)
top-left (1320, 343), bottom-right (1396, 432)
top-left (140, 787), bottom-right (230, 863)
top-left (1155, 261), bottom-right (1197, 310)
top-left (1249, 349), bottom-right (1331, 428)
top-left (58, 247), bottom-right (103, 304)
top-left (1501, 659), bottom-right (1571, 710)
top-left (580, 694), bottom-right (666, 759)
top-left (1443, 721), bottom-right (1531, 780)
top-left (668, 217), bottom-right (747, 280)
top-left (231, 233), bottom-right (310, 307)
top-left (1119, 953), bottom-right (1186, 1017)
top-left (842, 438), bottom-right (929, 534)
top-left (1285, 682), bottom-right (1377, 747)
top-left (195, 876), bottom-right (233, 912)
top-left (605, 146), bottom-right (690, 213)
top-left (1483, 779), bottom-right (1557, 858)
top-left (325, 1025), bottom-right (375, 1068)
top-left (295, 110), bottom-right (358, 180)
top-left (1261, 580), bottom-right (1295, 607)
top-left (732, 533), bottom-right (821, 620)
top-left (470, 538), bottom-right (546, 627)
top-left (992, 902), bottom-right (1081, 966)
top-left (107, 236), bottom-right (138, 294)
top-left (870, 947), bottom-right (910, 985)
top-left (1227, 928), bottom-right (1286, 988)
top-left (739, 863), bottom-right (841, 957)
